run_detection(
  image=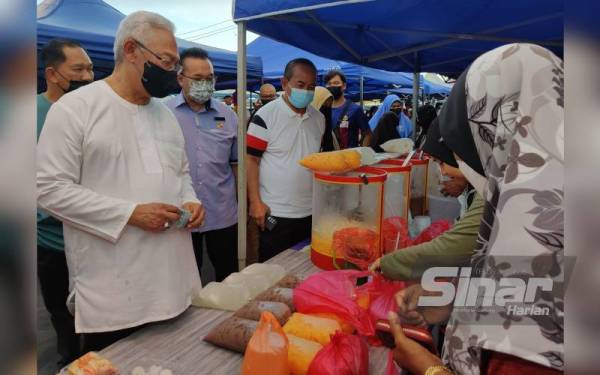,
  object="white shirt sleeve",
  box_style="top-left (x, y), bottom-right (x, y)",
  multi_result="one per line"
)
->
top-left (37, 102), bottom-right (136, 243)
top-left (179, 147), bottom-right (201, 205)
